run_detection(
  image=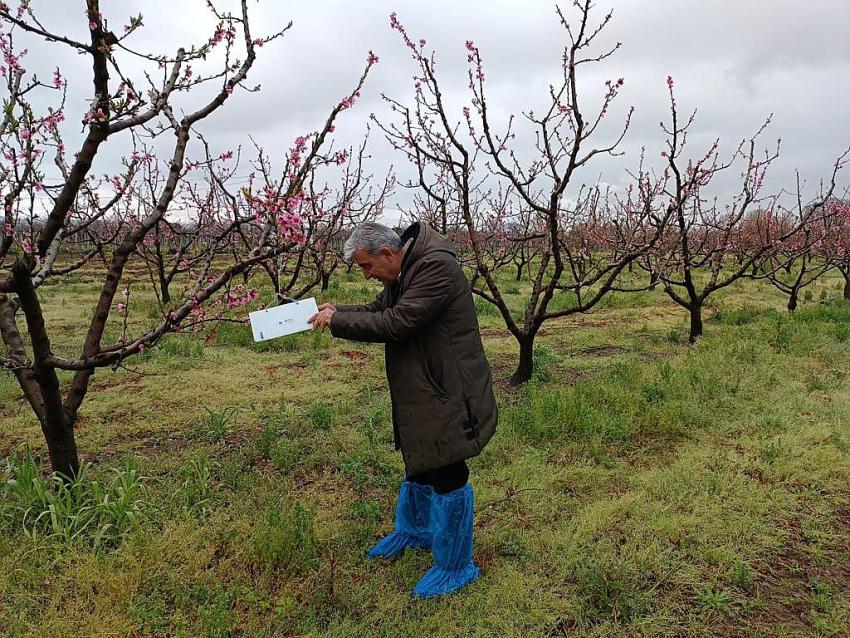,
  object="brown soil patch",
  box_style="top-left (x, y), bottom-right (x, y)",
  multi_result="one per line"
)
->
top-left (339, 351), bottom-right (369, 370)
top-left (480, 327), bottom-right (511, 339)
top-left (574, 345), bottom-right (628, 357)
top-left (91, 373), bottom-right (145, 391)
top-left (724, 508), bottom-right (850, 636)
top-left (0, 431), bottom-right (17, 458)
top-left (85, 429), bottom-right (190, 463)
